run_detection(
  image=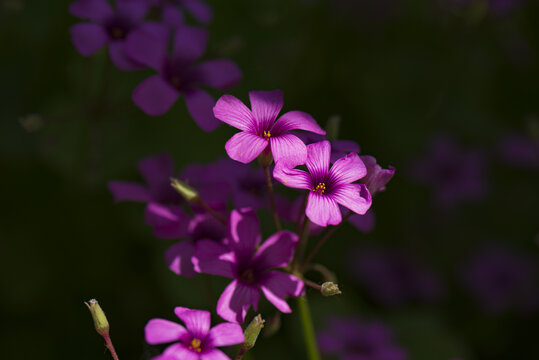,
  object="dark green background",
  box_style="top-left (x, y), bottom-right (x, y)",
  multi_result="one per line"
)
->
top-left (1, 0), bottom-right (538, 359)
